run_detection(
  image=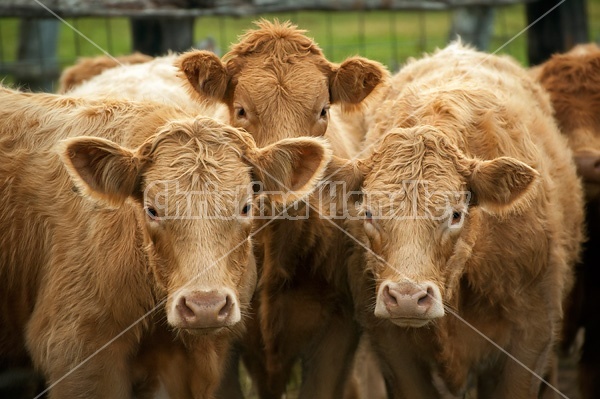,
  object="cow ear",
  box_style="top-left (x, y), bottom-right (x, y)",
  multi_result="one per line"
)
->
top-left (177, 50), bottom-right (229, 101)
top-left (248, 137), bottom-right (332, 204)
top-left (330, 57), bottom-right (388, 110)
top-left (325, 155), bottom-right (370, 193)
top-left (468, 157), bottom-right (539, 214)
top-left (60, 137), bottom-right (146, 206)
top-left (319, 155), bottom-right (370, 211)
